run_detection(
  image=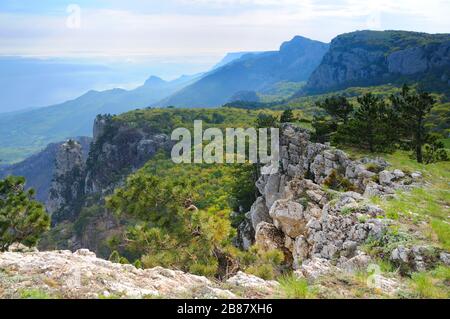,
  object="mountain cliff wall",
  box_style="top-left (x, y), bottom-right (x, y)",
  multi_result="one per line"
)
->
top-left (302, 31), bottom-right (450, 96)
